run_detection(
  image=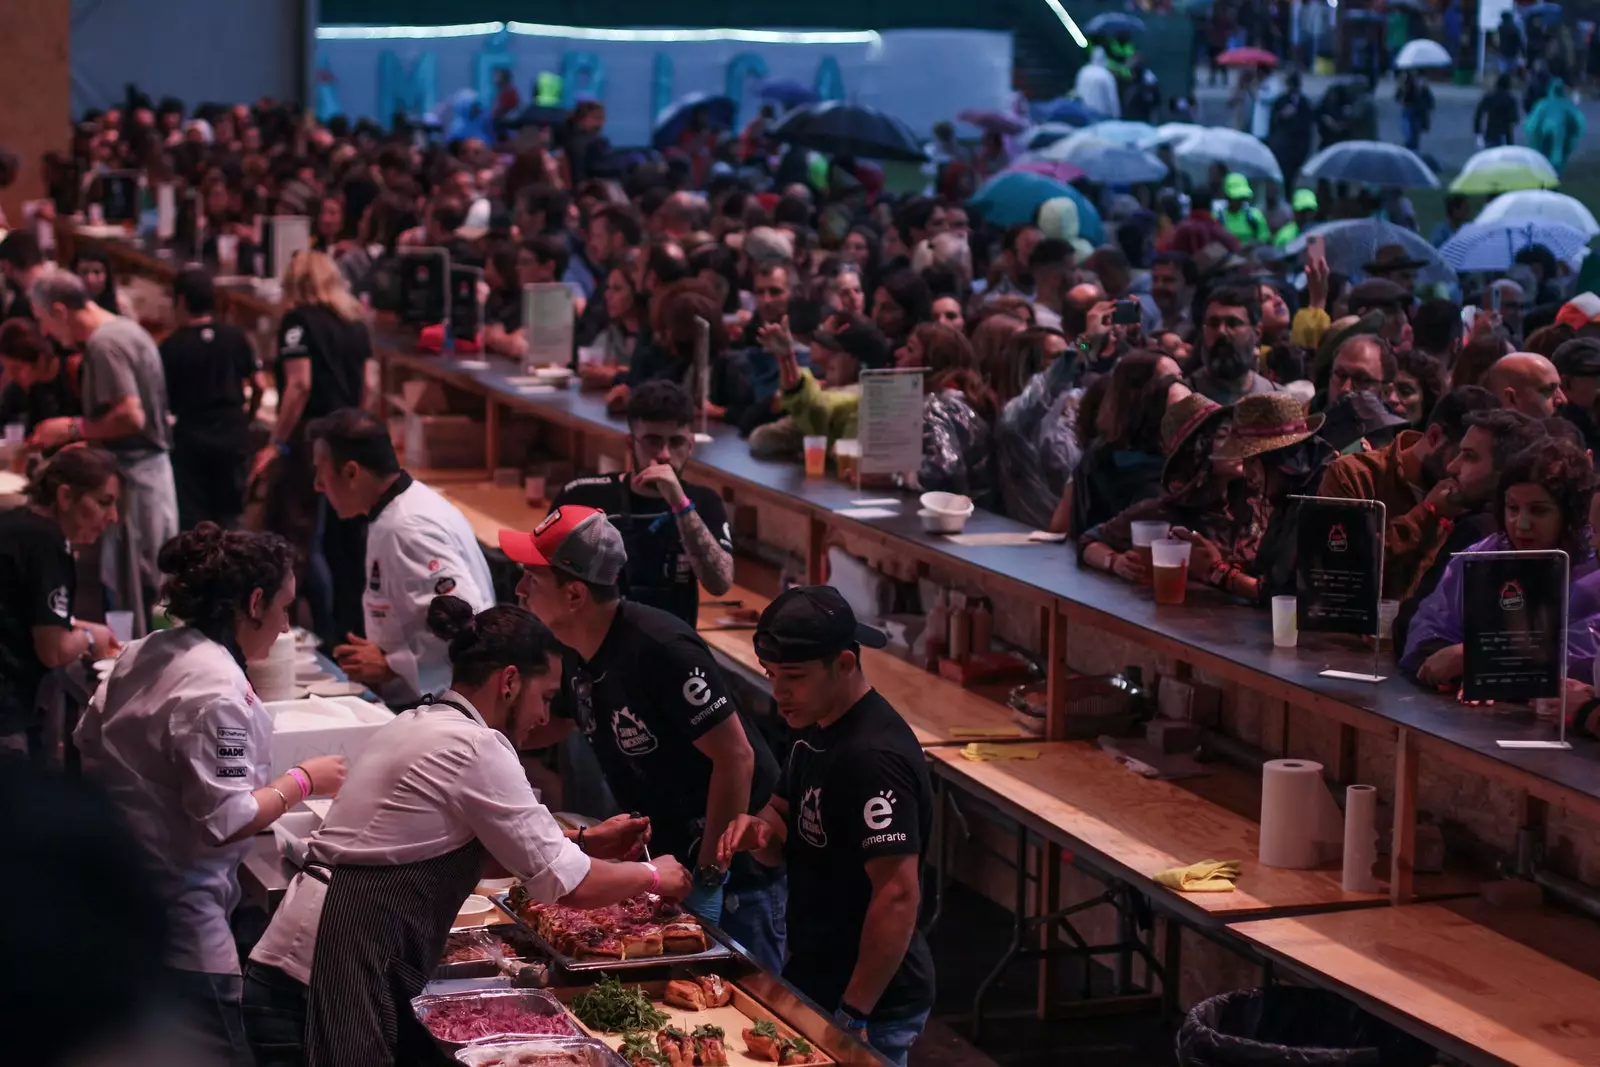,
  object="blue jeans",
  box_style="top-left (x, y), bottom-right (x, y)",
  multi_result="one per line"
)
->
top-left (1402, 113), bottom-right (1422, 151)
top-left (720, 873), bottom-right (788, 972)
top-left (168, 968), bottom-right (253, 1066)
top-left (864, 1007), bottom-right (931, 1067)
